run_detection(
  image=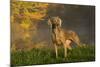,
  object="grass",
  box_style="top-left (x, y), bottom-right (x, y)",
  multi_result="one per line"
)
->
top-left (11, 45), bottom-right (95, 66)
